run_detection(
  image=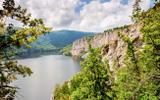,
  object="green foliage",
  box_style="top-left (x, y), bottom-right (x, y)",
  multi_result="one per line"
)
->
top-left (114, 33), bottom-right (141, 99)
top-left (114, 2), bottom-right (160, 100)
top-left (131, 0), bottom-right (142, 23)
top-left (54, 83), bottom-right (71, 100)
top-left (139, 2), bottom-right (160, 98)
top-left (54, 45), bottom-right (113, 100)
top-left (15, 30), bottom-right (93, 58)
top-left (60, 45), bottom-right (72, 56)
top-left (0, 0), bottom-right (51, 99)
top-left (104, 25), bottom-right (130, 33)
top-left (47, 30), bottom-right (93, 48)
